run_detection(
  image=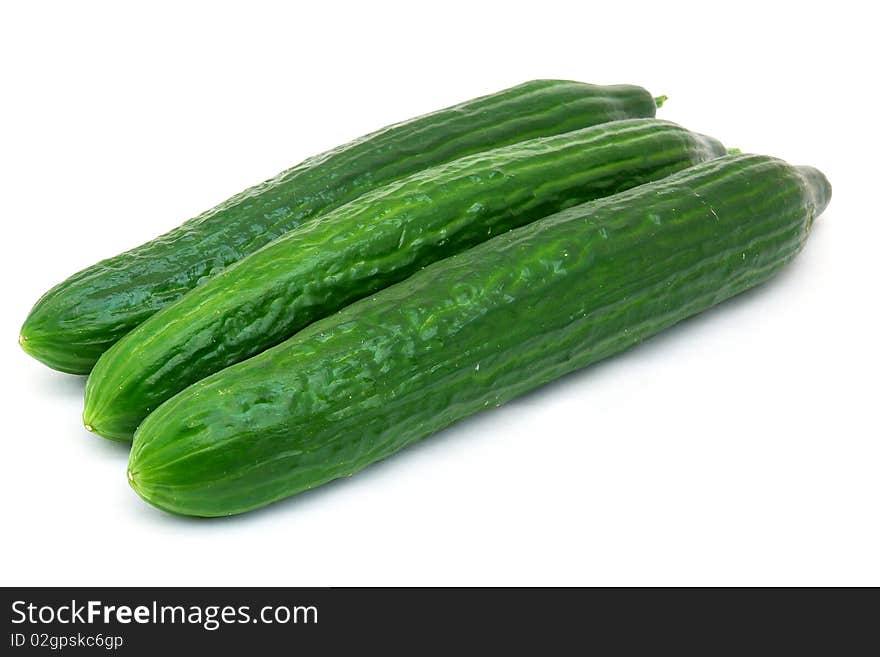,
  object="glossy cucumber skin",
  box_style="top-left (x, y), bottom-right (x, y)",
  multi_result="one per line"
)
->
top-left (127, 154), bottom-right (831, 517)
top-left (20, 80), bottom-right (658, 374)
top-left (85, 119), bottom-right (725, 440)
